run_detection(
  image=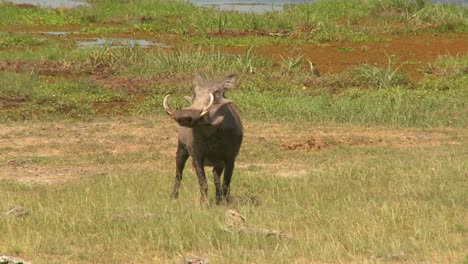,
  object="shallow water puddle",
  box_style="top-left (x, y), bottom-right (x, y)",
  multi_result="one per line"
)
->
top-left (41, 31), bottom-right (72, 36)
top-left (16, 30), bottom-right (171, 48)
top-left (189, 0), bottom-right (313, 13)
top-left (76, 38), bottom-right (170, 48)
